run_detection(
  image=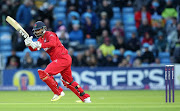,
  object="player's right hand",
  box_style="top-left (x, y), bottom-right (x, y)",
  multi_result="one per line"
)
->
top-left (24, 36), bottom-right (33, 46)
